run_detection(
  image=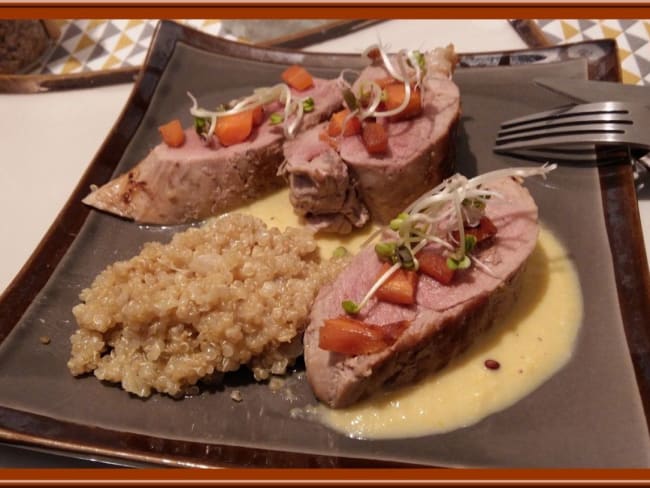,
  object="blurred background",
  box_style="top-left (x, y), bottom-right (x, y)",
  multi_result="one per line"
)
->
top-left (1, 19), bottom-right (648, 84)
